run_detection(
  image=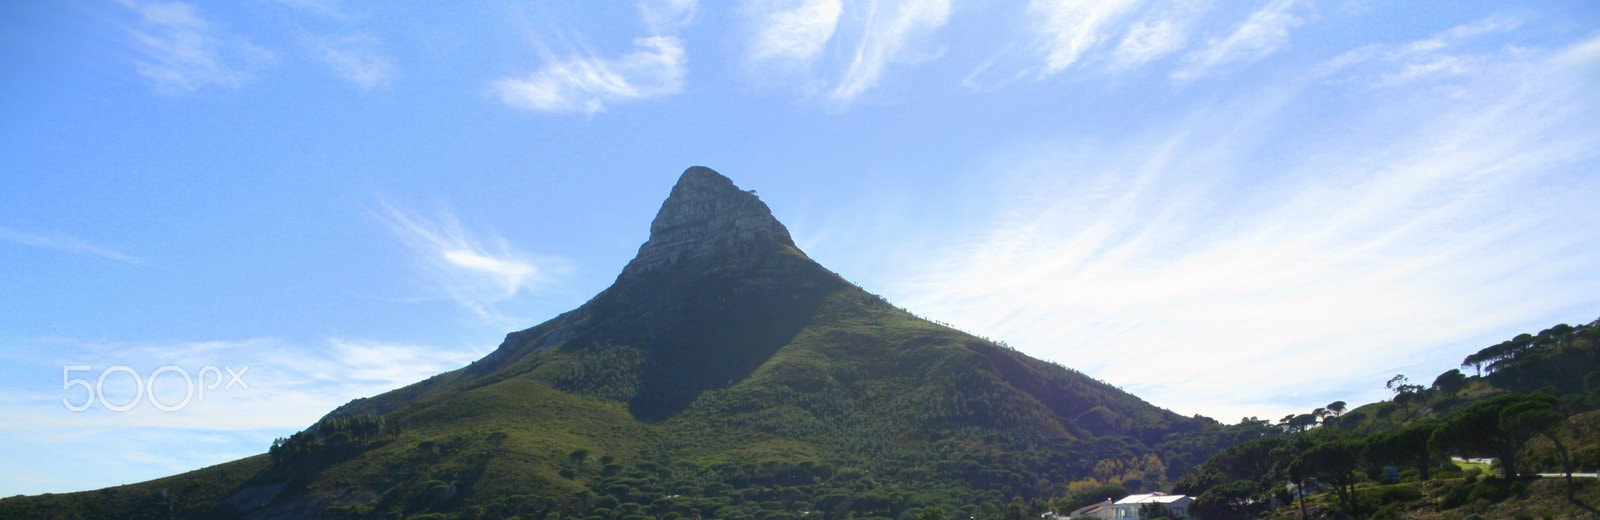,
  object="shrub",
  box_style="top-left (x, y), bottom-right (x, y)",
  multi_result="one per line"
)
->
top-left (1371, 486), bottom-right (1421, 504)
top-left (1371, 504), bottom-right (1404, 520)
top-left (1465, 482), bottom-right (1509, 504)
top-left (1439, 484), bottom-right (1473, 510)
